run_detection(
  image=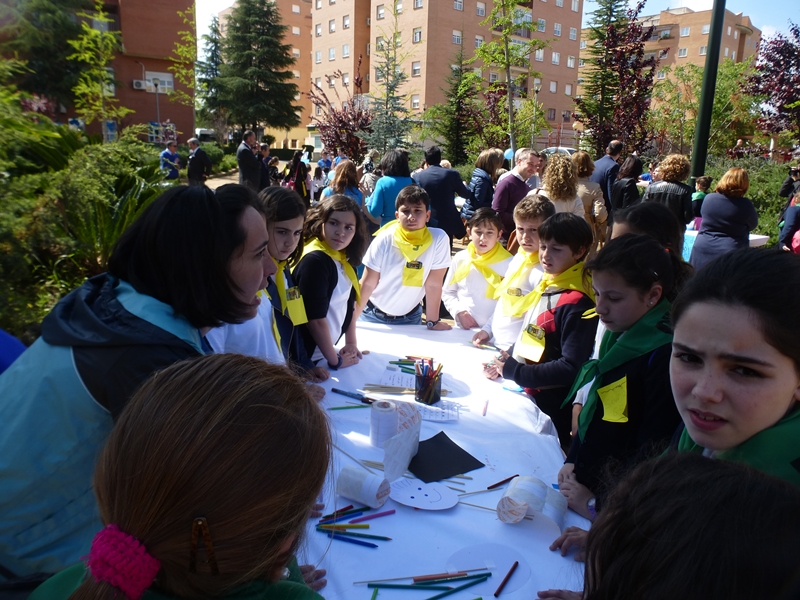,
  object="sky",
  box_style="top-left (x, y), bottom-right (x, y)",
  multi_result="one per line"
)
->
top-left (194, 0), bottom-right (795, 58)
